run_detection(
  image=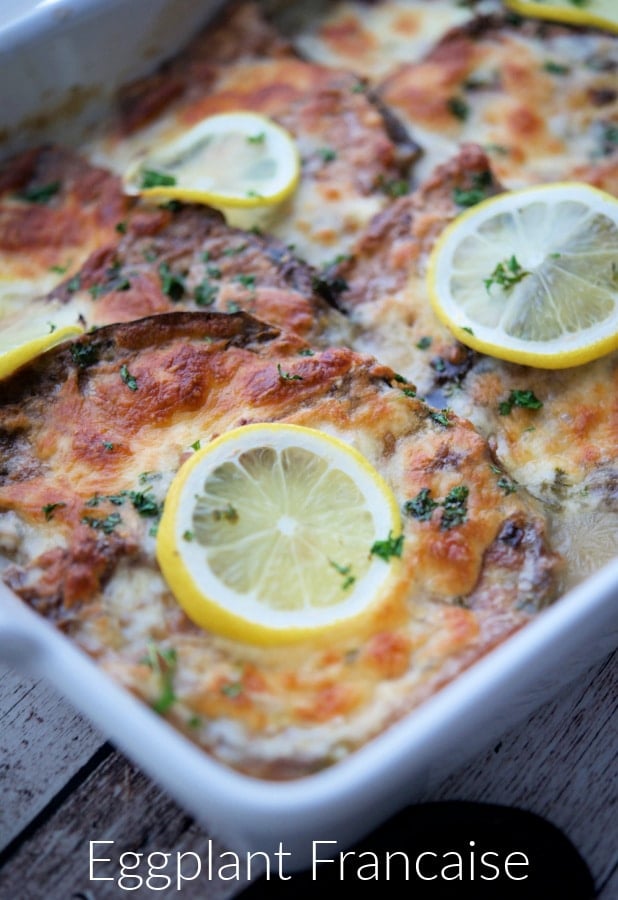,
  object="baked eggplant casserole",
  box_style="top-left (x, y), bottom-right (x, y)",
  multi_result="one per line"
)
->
top-left (0, 0), bottom-right (616, 778)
